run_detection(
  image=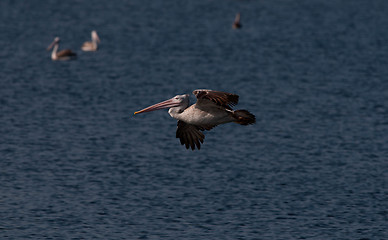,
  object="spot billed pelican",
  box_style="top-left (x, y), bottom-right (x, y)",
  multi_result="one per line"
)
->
top-left (47, 37), bottom-right (76, 61)
top-left (134, 89), bottom-right (256, 150)
top-left (81, 30), bottom-right (100, 51)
